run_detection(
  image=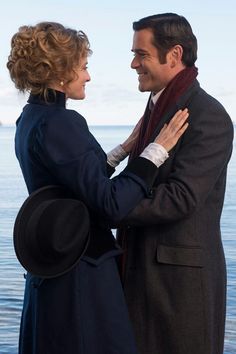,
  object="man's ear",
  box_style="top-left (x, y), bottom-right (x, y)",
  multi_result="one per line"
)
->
top-left (168, 45), bottom-right (183, 68)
